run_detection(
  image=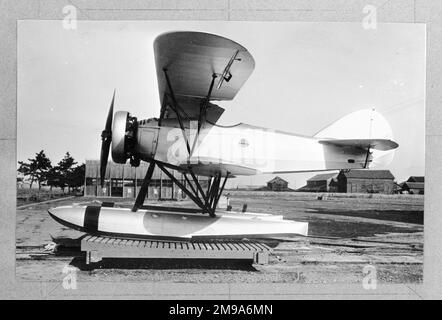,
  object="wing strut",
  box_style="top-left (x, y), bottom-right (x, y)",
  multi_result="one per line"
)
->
top-left (162, 68), bottom-right (221, 158)
top-left (363, 145), bottom-right (372, 168)
top-left (130, 160), bottom-right (230, 216)
top-left (149, 162), bottom-right (230, 217)
top-left (214, 175), bottom-right (228, 212)
top-left (162, 68), bottom-right (191, 155)
top-left (191, 73), bottom-right (218, 154)
top-left (155, 163), bottom-right (229, 217)
top-left (131, 161), bottom-right (156, 212)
